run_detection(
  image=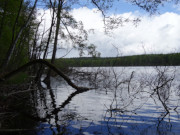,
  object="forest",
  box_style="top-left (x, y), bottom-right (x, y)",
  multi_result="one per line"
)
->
top-left (55, 53), bottom-right (180, 68)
